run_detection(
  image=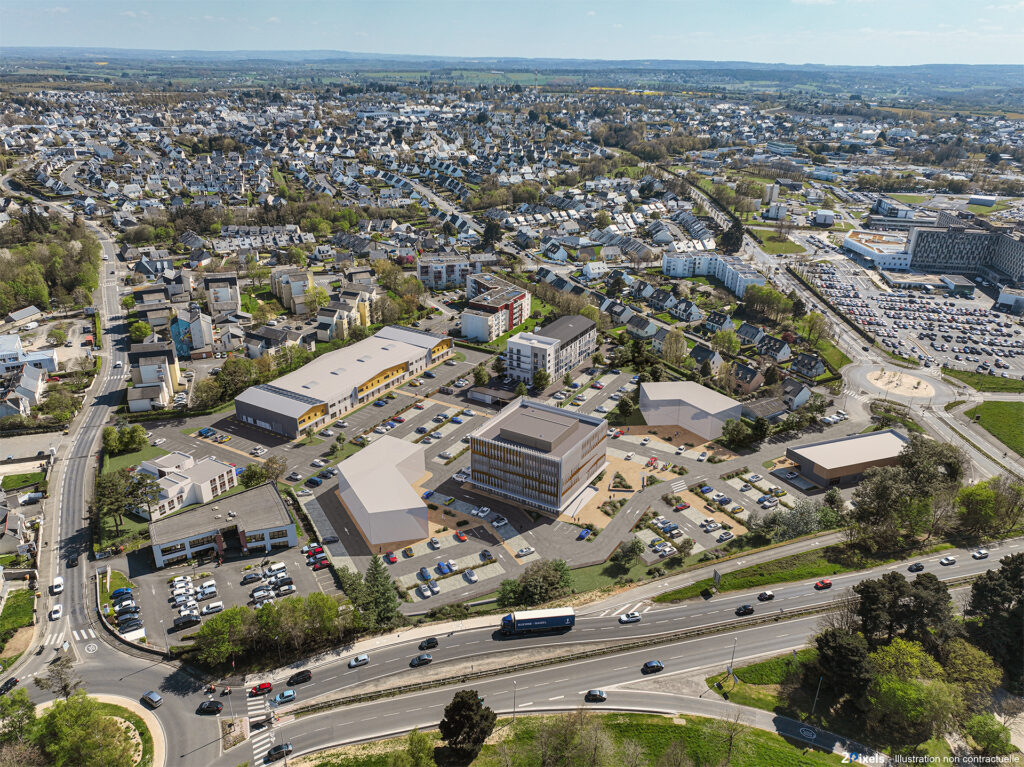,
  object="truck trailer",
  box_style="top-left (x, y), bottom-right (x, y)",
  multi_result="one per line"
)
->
top-left (500, 607), bottom-right (575, 635)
